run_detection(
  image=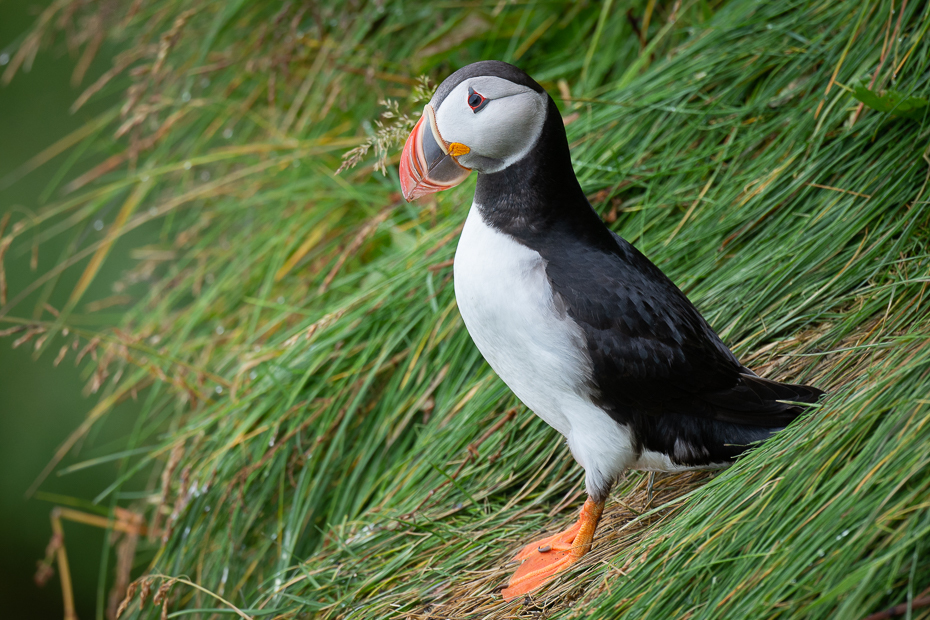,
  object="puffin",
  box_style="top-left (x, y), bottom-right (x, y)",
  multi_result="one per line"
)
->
top-left (398, 60), bottom-right (823, 600)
